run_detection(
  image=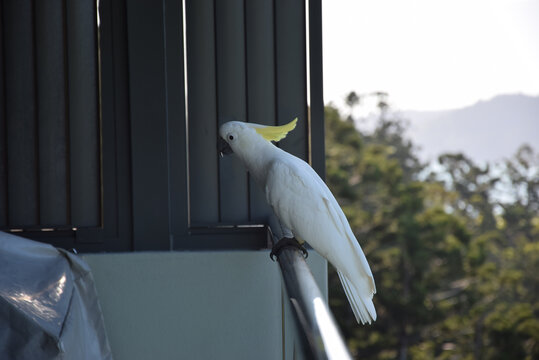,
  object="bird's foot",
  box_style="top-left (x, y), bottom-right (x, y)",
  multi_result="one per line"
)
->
top-left (270, 237), bottom-right (308, 261)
